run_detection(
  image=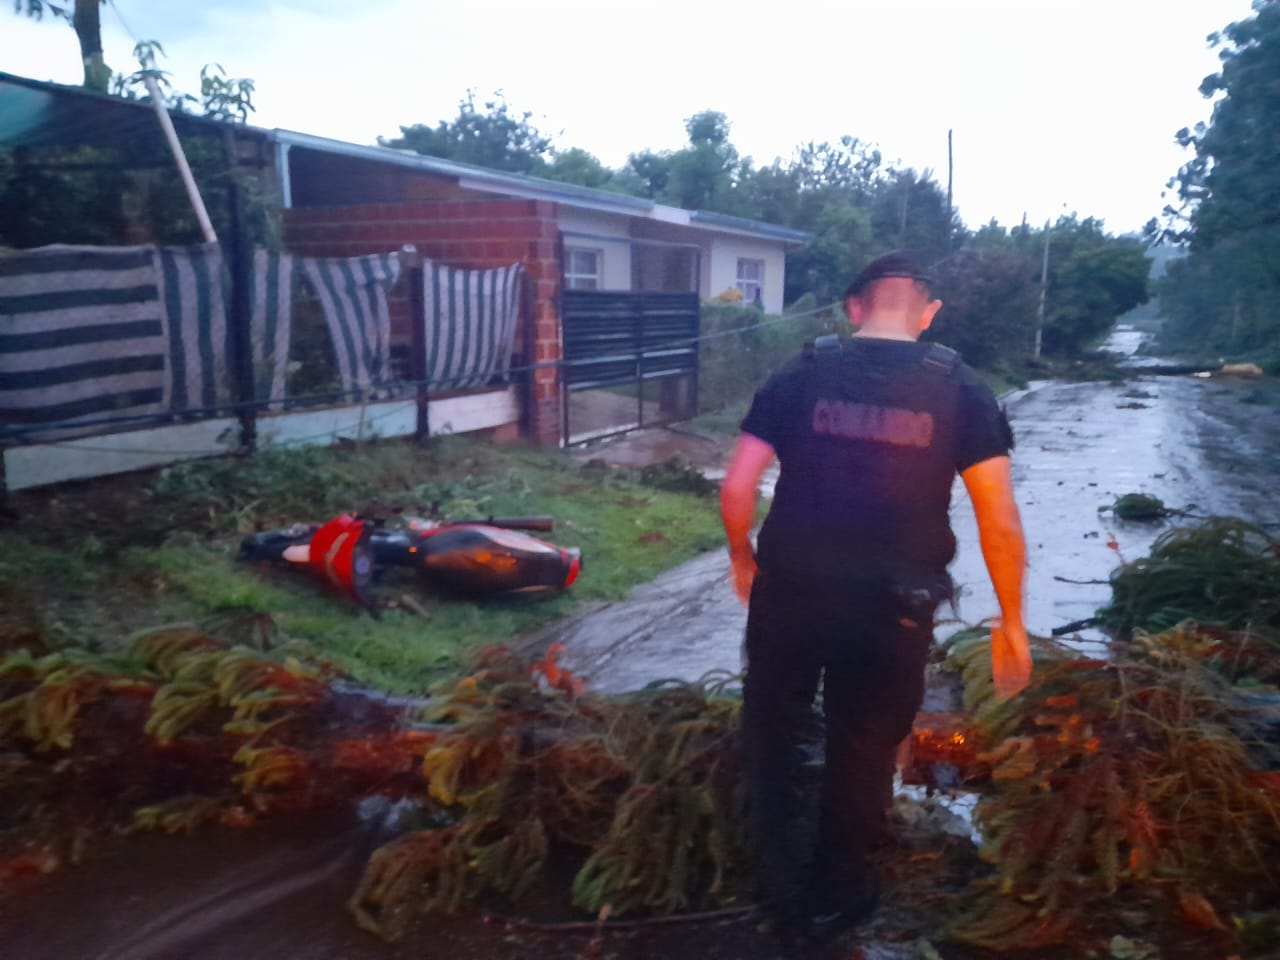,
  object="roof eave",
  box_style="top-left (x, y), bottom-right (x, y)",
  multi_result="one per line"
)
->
top-left (270, 128), bottom-right (654, 218)
top-left (270, 129), bottom-right (810, 244)
top-left (687, 209), bottom-right (812, 246)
